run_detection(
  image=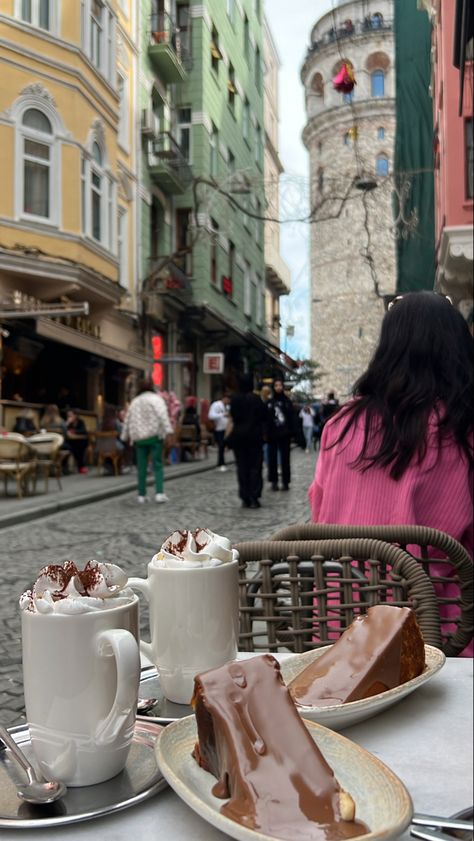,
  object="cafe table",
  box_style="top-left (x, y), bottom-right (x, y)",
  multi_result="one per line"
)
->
top-left (1, 654), bottom-right (472, 840)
